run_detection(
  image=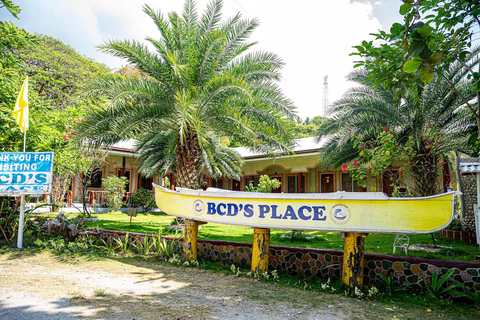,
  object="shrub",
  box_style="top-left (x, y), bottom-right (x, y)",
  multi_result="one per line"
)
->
top-left (103, 176), bottom-right (127, 212)
top-left (245, 175), bottom-right (281, 193)
top-left (131, 187), bottom-right (157, 211)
